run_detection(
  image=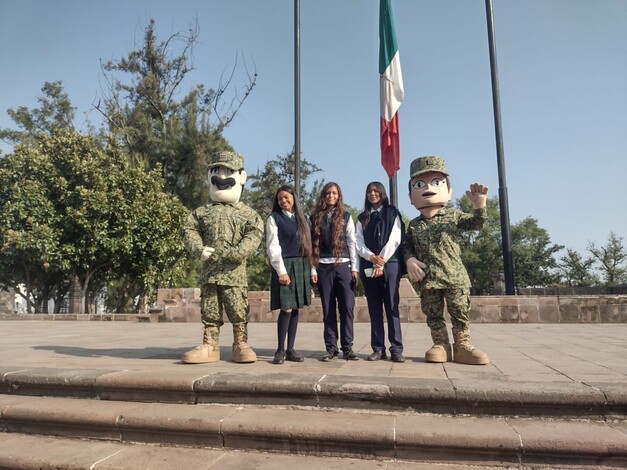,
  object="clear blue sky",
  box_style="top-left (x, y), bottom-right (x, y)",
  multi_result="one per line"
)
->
top-left (1, 0), bottom-right (626, 257)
